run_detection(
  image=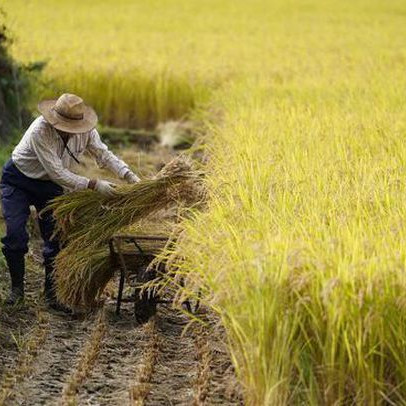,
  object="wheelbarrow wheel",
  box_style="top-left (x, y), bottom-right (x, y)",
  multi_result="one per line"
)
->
top-left (182, 297), bottom-right (201, 314)
top-left (134, 289), bottom-right (157, 324)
